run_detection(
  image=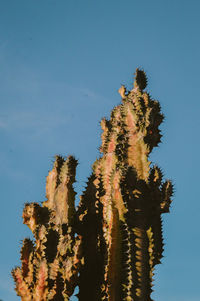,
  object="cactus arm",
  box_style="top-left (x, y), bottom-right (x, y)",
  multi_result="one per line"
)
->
top-left (12, 156), bottom-right (81, 300)
top-left (11, 267), bottom-right (32, 301)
